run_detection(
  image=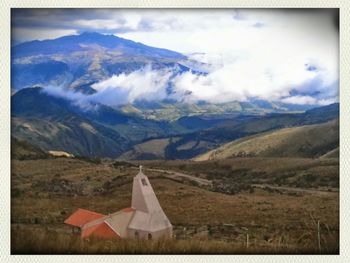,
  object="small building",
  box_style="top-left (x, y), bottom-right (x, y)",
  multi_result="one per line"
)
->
top-left (64, 166), bottom-right (173, 240)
